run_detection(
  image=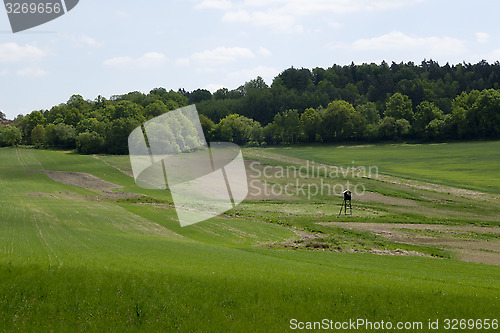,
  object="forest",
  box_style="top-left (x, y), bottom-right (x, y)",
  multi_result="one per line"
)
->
top-left (1, 60), bottom-right (500, 154)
